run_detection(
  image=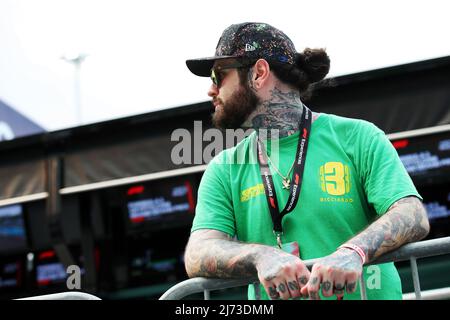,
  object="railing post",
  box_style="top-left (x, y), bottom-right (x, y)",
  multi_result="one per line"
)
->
top-left (254, 282), bottom-right (261, 300)
top-left (410, 257), bottom-right (422, 300)
top-left (359, 272), bottom-right (367, 300)
top-left (204, 290), bottom-right (210, 300)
